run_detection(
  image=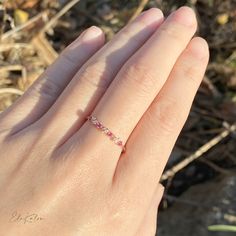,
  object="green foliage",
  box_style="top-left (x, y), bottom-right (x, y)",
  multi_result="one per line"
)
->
top-left (208, 225), bottom-right (236, 232)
